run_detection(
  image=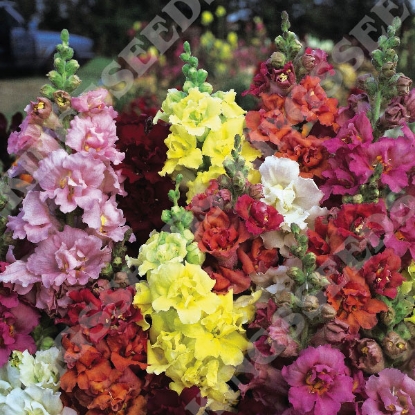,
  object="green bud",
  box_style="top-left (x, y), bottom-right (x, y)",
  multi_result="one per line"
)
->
top-left (232, 171), bottom-right (246, 192)
top-left (181, 210), bottom-right (194, 229)
top-left (183, 80), bottom-right (194, 92)
top-left (290, 38), bottom-right (302, 55)
top-left (59, 45), bottom-right (74, 61)
top-left (112, 256), bottom-right (123, 270)
top-left (180, 52), bottom-right (190, 61)
top-left (100, 263), bottom-right (113, 278)
top-left (371, 49), bottom-right (383, 68)
top-left (186, 242), bottom-right (205, 265)
top-left (66, 59), bottom-right (80, 75)
top-left (39, 336), bottom-right (56, 350)
top-left (274, 36), bottom-right (285, 51)
top-left (161, 210), bottom-right (172, 224)
top-left (54, 57), bottom-right (65, 73)
top-left (189, 56), bottom-right (198, 67)
top-left (290, 223), bottom-right (301, 235)
top-left (60, 29), bottom-right (69, 44)
top-left (65, 74), bottom-right (82, 91)
top-left (223, 158), bottom-right (237, 177)
top-left (197, 69), bottom-right (208, 83)
top-left (47, 70), bottom-right (64, 88)
top-left (188, 67), bottom-right (198, 82)
top-left (199, 82), bottom-right (213, 94)
top-left (287, 267), bottom-right (306, 284)
top-left (182, 63), bottom-right (191, 76)
top-left (302, 252), bottom-right (316, 271)
top-left (183, 41), bottom-right (191, 54)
